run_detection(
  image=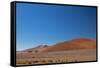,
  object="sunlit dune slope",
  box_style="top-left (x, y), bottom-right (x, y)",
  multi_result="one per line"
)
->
top-left (42, 38), bottom-right (96, 52)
